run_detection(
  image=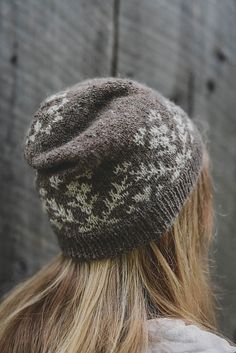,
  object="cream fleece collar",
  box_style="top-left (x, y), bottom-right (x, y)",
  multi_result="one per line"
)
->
top-left (147, 317), bottom-right (236, 353)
